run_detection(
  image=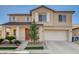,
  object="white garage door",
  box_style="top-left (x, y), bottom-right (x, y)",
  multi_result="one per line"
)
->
top-left (44, 30), bottom-right (68, 41)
